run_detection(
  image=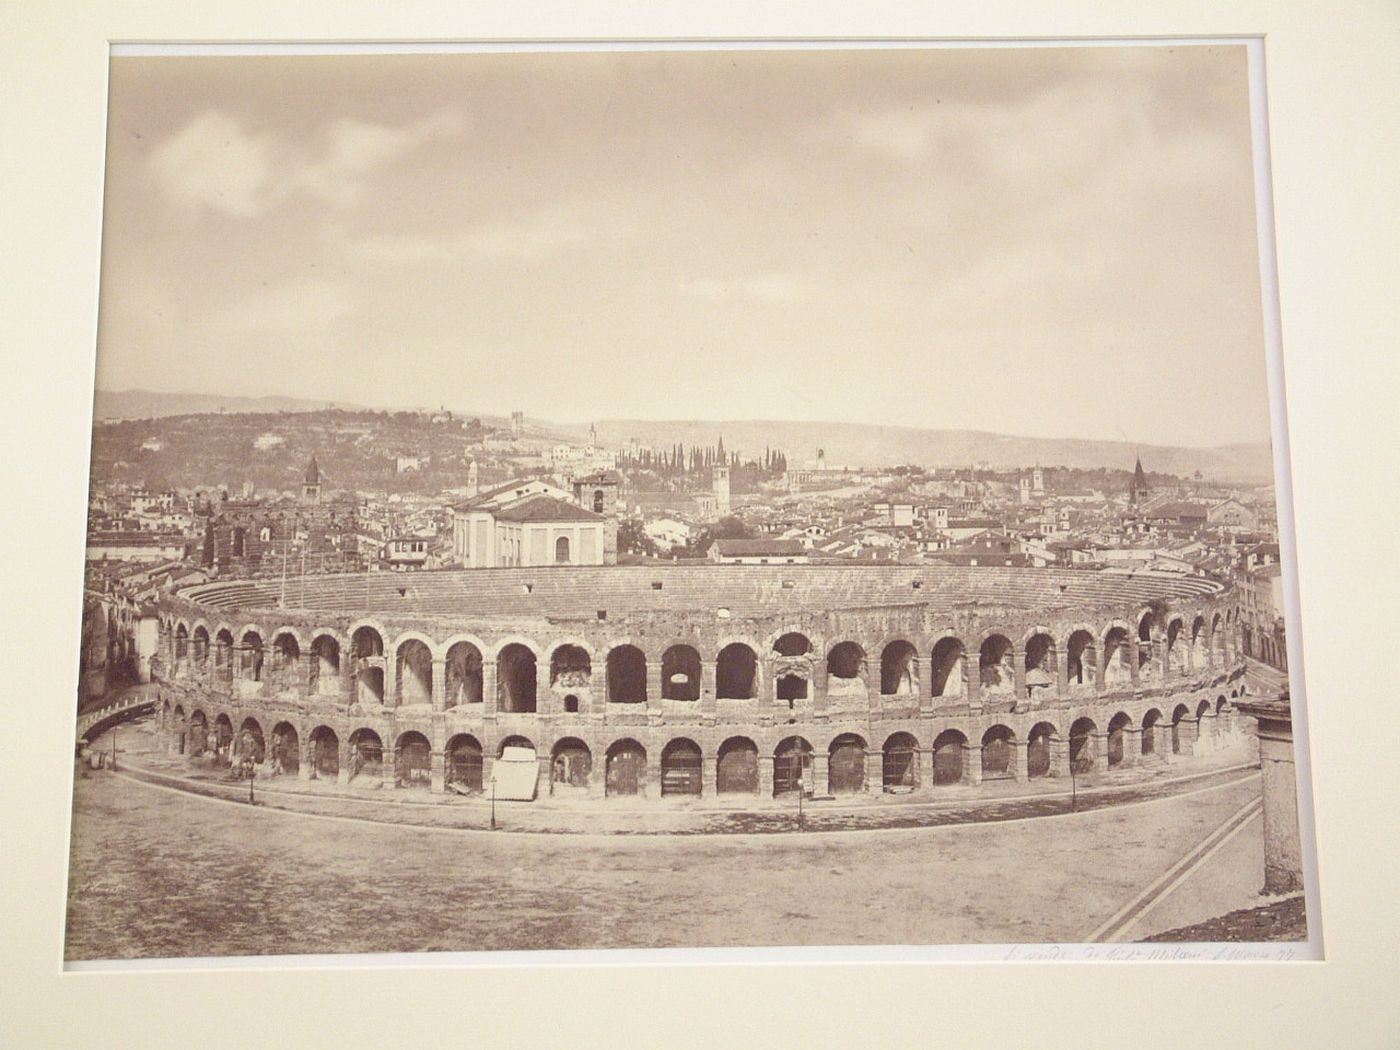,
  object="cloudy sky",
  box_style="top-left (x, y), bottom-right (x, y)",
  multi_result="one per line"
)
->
top-left (96, 45), bottom-right (1272, 446)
